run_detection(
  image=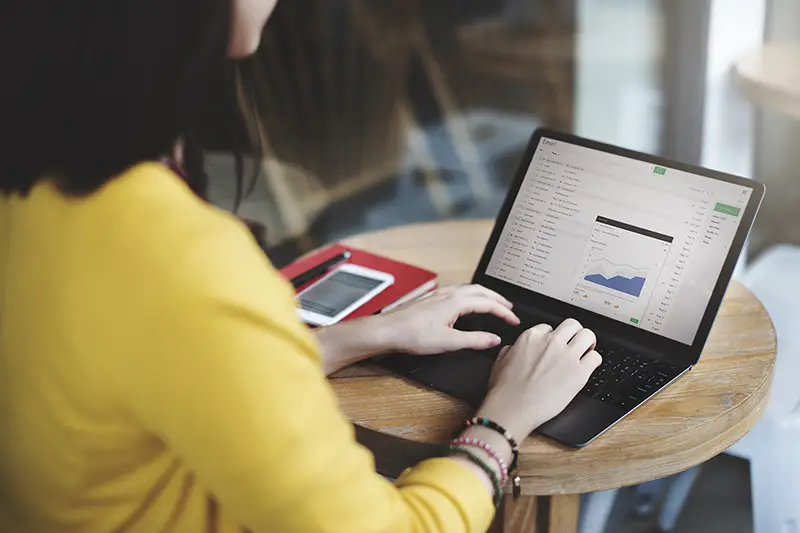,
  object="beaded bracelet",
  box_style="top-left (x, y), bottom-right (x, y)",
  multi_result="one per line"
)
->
top-left (464, 417), bottom-right (520, 472)
top-left (450, 436), bottom-right (509, 485)
top-left (450, 445), bottom-right (504, 508)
